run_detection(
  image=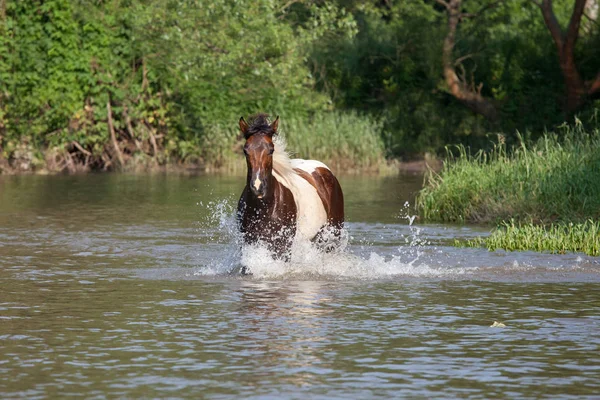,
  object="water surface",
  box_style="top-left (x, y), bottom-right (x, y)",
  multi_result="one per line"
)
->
top-left (0, 174), bottom-right (599, 398)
